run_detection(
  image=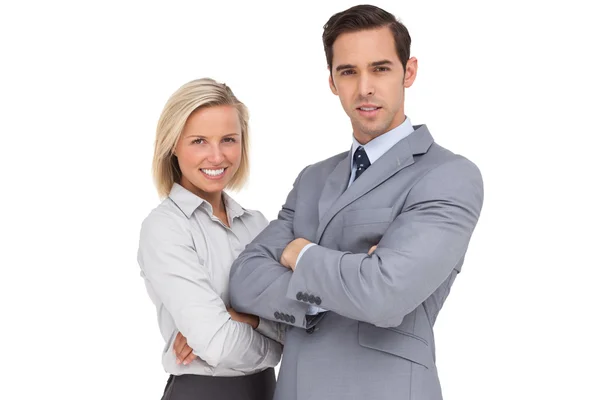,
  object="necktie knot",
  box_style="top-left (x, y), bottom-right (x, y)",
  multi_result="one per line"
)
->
top-left (353, 146), bottom-right (371, 180)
